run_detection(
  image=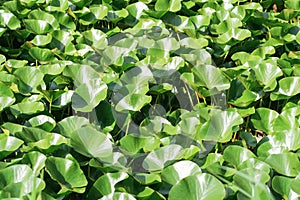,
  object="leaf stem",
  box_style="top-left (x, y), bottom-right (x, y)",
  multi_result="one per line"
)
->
top-left (125, 118), bottom-right (131, 136)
